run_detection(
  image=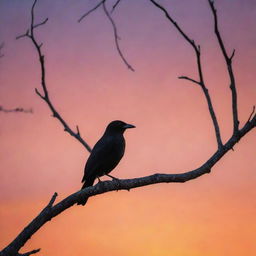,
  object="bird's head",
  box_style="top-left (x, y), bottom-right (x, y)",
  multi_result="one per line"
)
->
top-left (105, 120), bottom-right (135, 134)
